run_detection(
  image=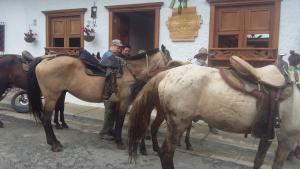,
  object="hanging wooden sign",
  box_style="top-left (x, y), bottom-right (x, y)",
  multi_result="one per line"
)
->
top-left (166, 7), bottom-right (202, 42)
